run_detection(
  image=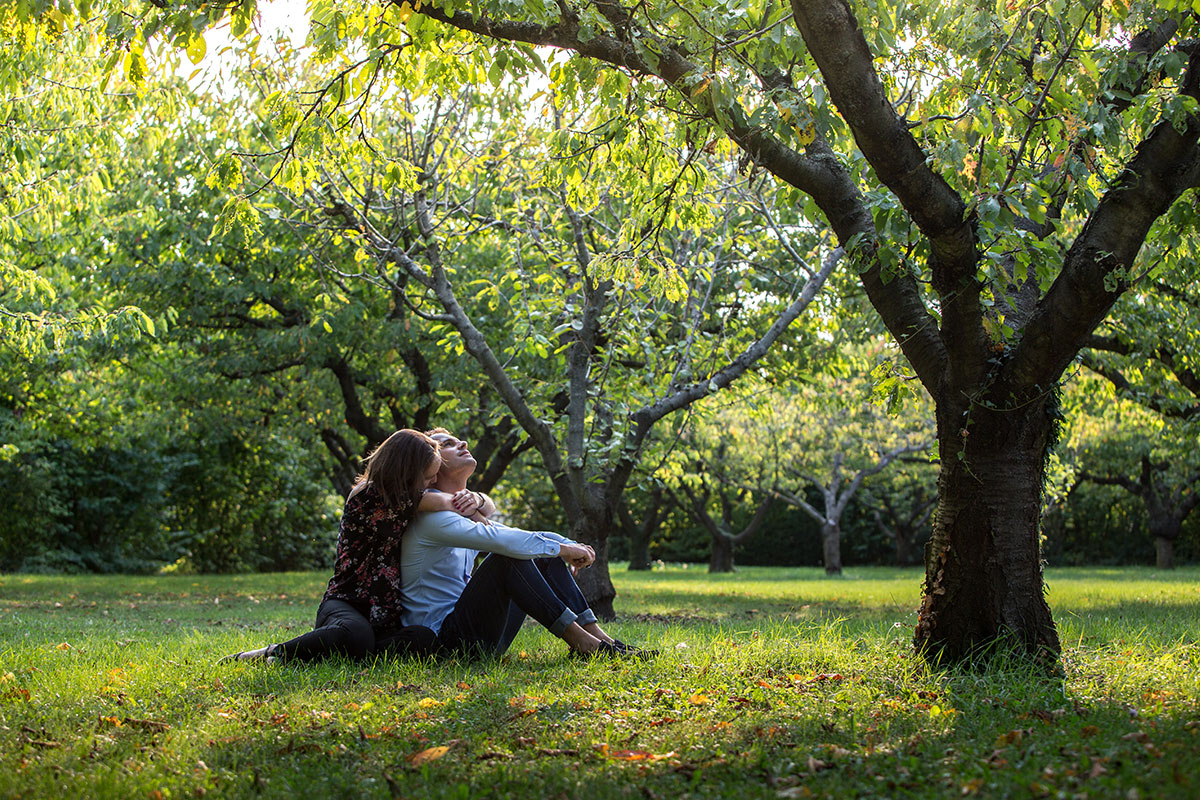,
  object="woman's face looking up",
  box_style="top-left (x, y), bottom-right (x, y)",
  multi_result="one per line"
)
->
top-left (420, 455), bottom-right (442, 491)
